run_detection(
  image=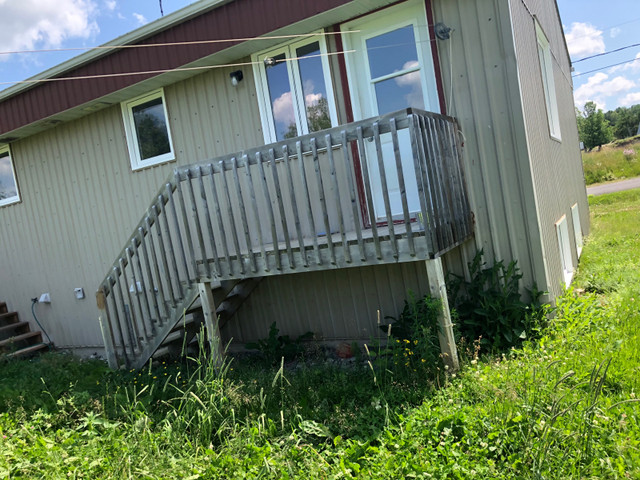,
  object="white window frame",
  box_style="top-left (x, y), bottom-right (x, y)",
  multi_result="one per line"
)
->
top-left (121, 88), bottom-right (175, 171)
top-left (556, 215), bottom-right (574, 287)
top-left (571, 203), bottom-right (583, 257)
top-left (0, 145), bottom-right (20, 207)
top-left (536, 21), bottom-right (561, 141)
top-left (252, 33), bottom-right (338, 144)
